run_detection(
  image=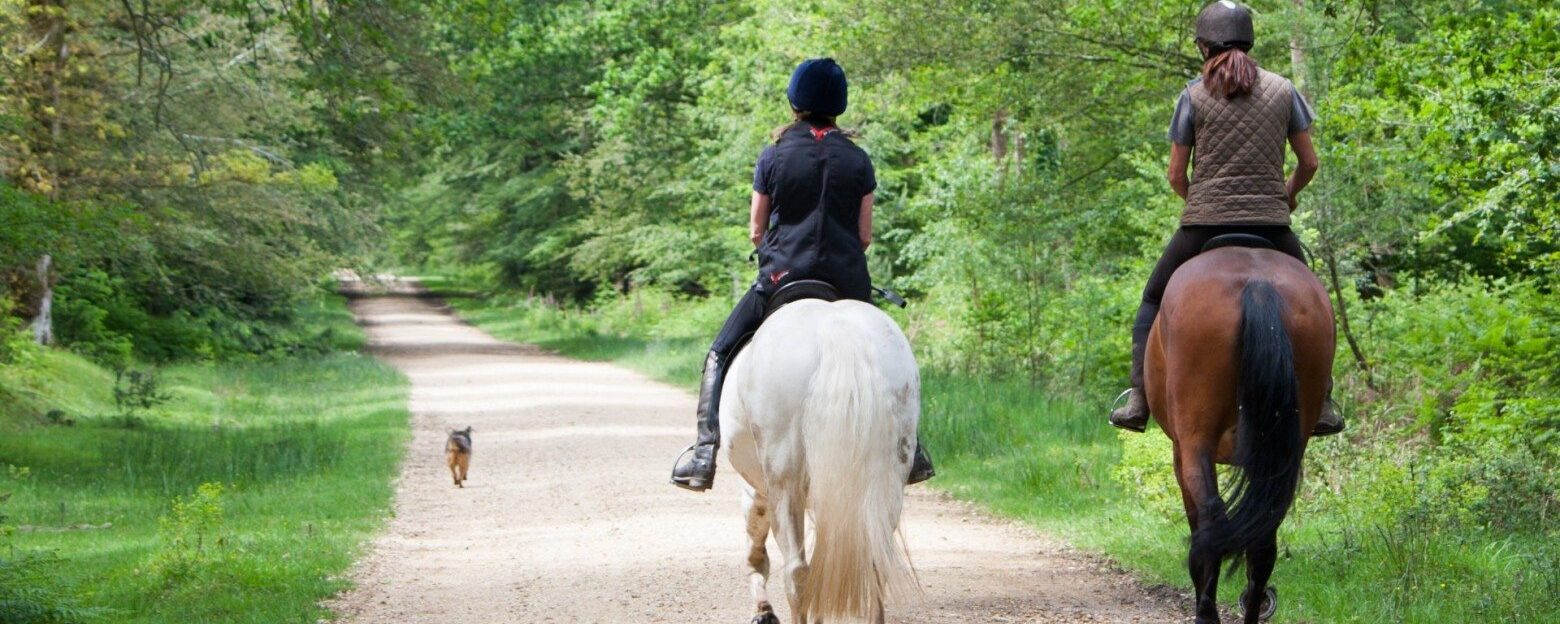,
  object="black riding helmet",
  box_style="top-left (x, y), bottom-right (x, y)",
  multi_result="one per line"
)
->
top-left (1195, 1), bottom-right (1255, 57)
top-left (787, 58), bottom-right (848, 117)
